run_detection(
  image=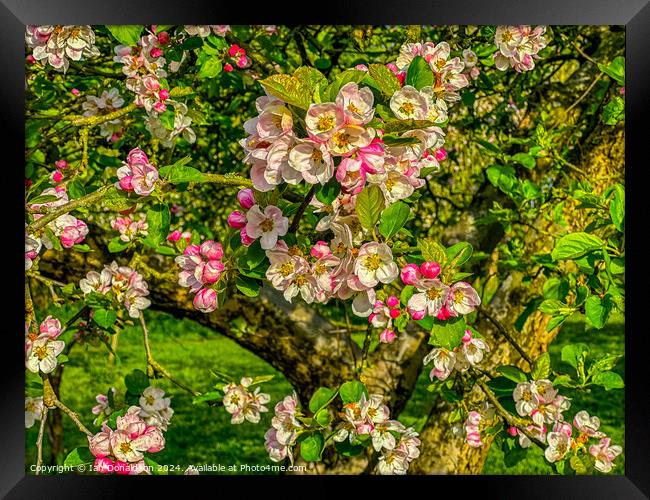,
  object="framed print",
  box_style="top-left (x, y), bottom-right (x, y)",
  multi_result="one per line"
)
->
top-left (4, 0), bottom-right (649, 497)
